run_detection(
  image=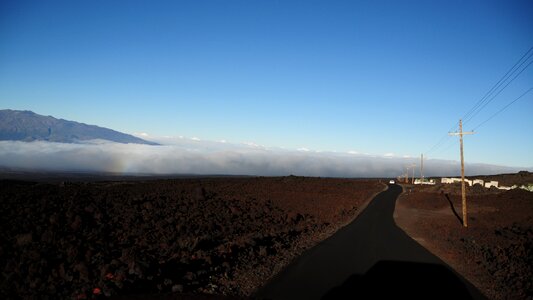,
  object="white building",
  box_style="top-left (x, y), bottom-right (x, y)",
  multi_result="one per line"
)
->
top-left (473, 179), bottom-right (484, 186)
top-left (518, 184), bottom-right (533, 192)
top-left (438, 178), bottom-right (524, 191)
top-left (485, 181), bottom-right (499, 188)
top-left (441, 178), bottom-right (461, 184)
top-left (414, 179), bottom-right (436, 185)
top-left (440, 178), bottom-right (472, 186)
